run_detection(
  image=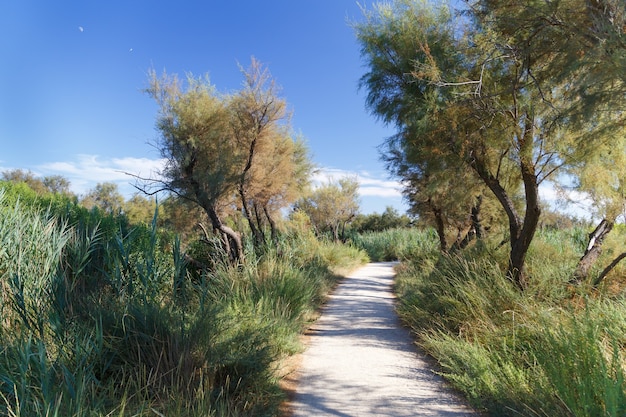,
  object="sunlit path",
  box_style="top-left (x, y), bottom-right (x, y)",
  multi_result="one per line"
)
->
top-left (290, 262), bottom-right (476, 417)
